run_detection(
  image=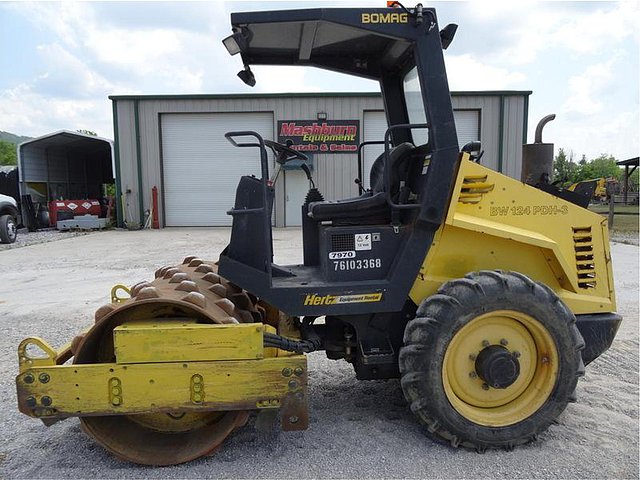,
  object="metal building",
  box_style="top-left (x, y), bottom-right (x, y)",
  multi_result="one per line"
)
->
top-left (110, 91), bottom-right (530, 228)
